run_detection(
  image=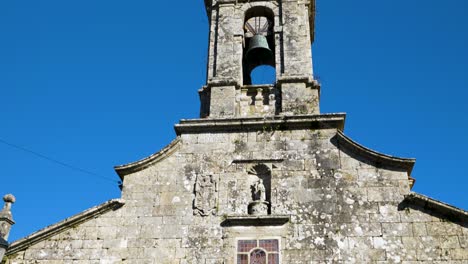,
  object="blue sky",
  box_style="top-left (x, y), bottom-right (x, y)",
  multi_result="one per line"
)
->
top-left (1, 0), bottom-right (467, 241)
